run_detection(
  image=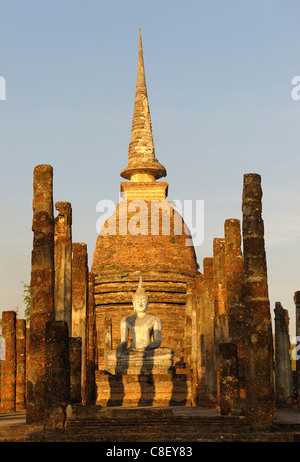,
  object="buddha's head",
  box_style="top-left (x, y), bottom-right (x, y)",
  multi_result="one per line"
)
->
top-left (132, 275), bottom-right (149, 313)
